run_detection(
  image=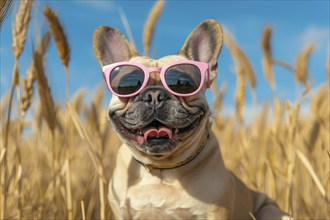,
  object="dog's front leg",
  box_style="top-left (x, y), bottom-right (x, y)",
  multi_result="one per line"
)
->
top-left (252, 191), bottom-right (293, 220)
